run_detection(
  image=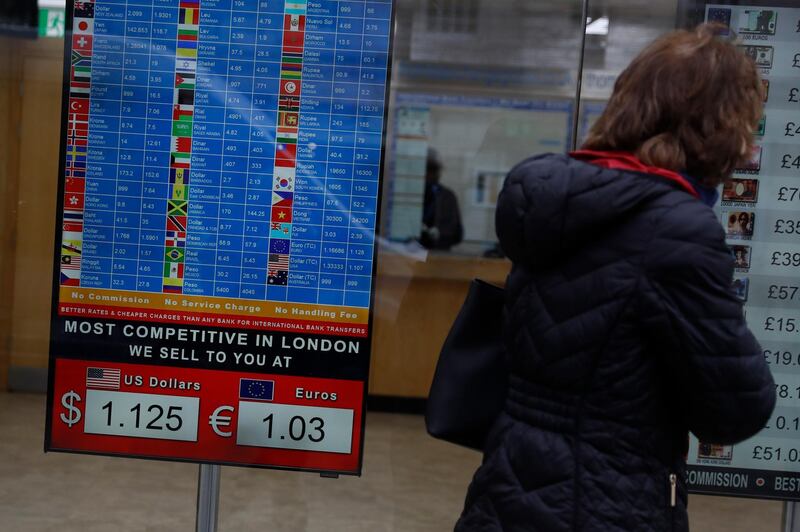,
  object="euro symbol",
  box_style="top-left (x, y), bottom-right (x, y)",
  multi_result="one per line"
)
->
top-left (60, 391), bottom-right (82, 428)
top-left (209, 406), bottom-right (234, 438)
